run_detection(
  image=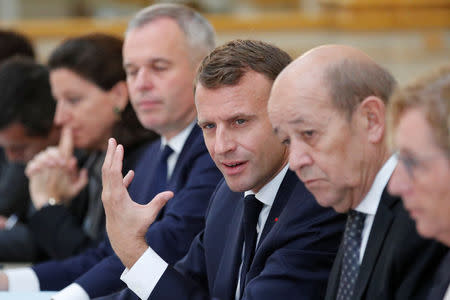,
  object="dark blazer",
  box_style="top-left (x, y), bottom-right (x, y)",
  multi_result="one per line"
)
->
top-left (0, 151), bottom-right (111, 262)
top-left (110, 170), bottom-right (345, 300)
top-left (33, 125), bottom-right (223, 297)
top-left (28, 151), bottom-right (108, 260)
top-left (427, 250), bottom-right (450, 300)
top-left (0, 162), bottom-right (40, 262)
top-left (325, 188), bottom-right (448, 300)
